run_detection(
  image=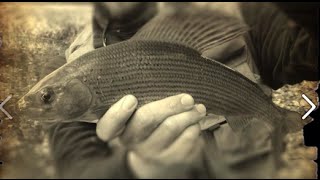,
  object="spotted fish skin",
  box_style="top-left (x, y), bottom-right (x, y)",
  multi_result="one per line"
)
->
top-left (66, 40), bottom-right (299, 131)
